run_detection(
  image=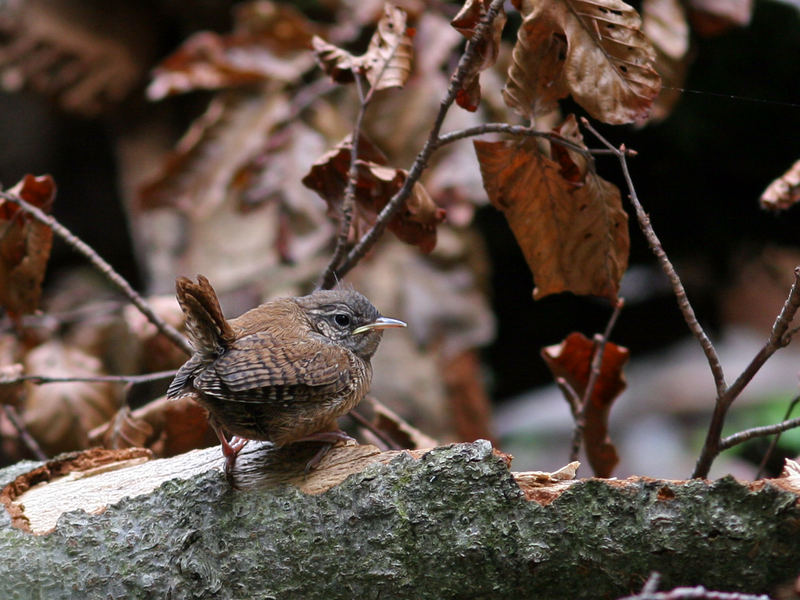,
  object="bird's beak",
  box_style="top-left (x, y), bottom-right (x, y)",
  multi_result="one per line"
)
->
top-left (353, 317), bottom-right (407, 335)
